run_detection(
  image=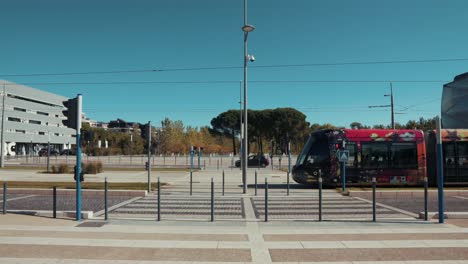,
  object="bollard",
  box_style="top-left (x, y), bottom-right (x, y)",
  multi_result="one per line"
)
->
top-left (104, 178), bottom-right (108, 221)
top-left (53, 187), bottom-right (57, 219)
top-left (319, 177), bottom-right (322, 222)
top-left (204, 160), bottom-right (206, 170)
top-left (217, 160), bottom-right (219, 170)
top-left (265, 177), bottom-right (268, 222)
top-left (287, 171), bottom-right (290, 196)
top-left (211, 178), bottom-right (214, 222)
top-left (158, 177), bottom-right (161, 221)
top-left (255, 170), bottom-right (258, 196)
top-left (190, 171), bottom-right (193, 196)
top-left (3, 182), bottom-right (6, 214)
top-left (222, 170), bottom-right (225, 196)
top-left (372, 177), bottom-right (376, 222)
top-left (424, 176), bottom-right (428, 221)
